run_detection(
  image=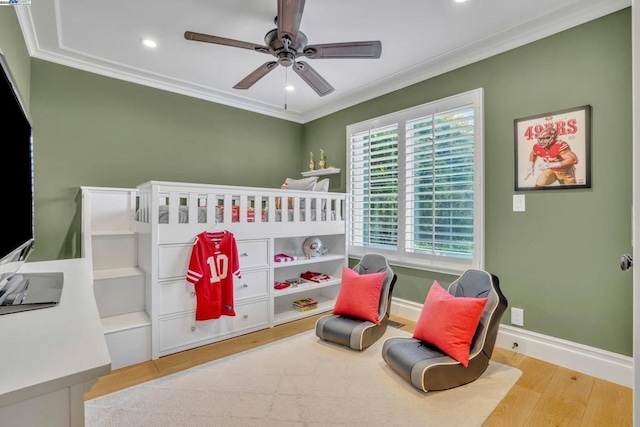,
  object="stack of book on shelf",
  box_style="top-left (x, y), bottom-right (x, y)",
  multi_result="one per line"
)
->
top-left (293, 297), bottom-right (318, 312)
